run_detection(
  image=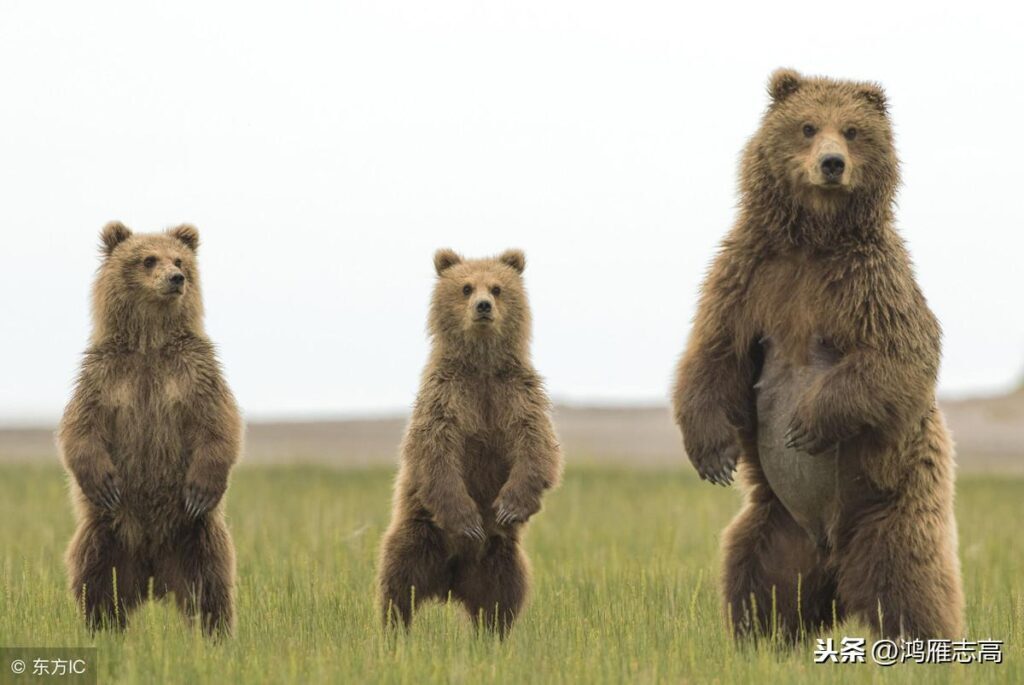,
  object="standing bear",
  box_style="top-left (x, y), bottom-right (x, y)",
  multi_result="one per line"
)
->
top-left (59, 222), bottom-right (242, 635)
top-left (672, 70), bottom-right (963, 640)
top-left (377, 248), bottom-right (562, 636)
